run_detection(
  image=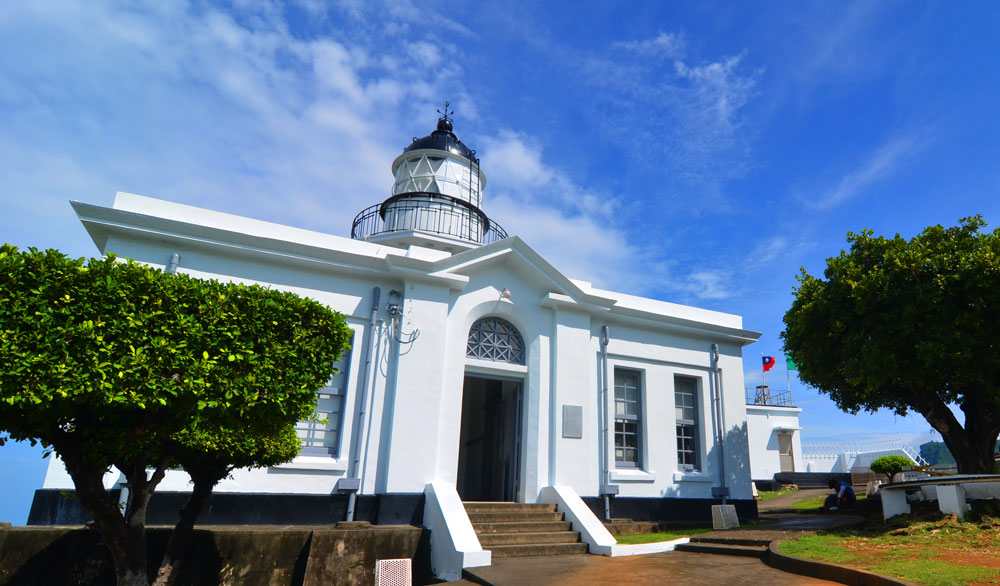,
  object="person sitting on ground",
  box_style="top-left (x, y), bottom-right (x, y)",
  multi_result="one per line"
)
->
top-left (823, 478), bottom-right (856, 511)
